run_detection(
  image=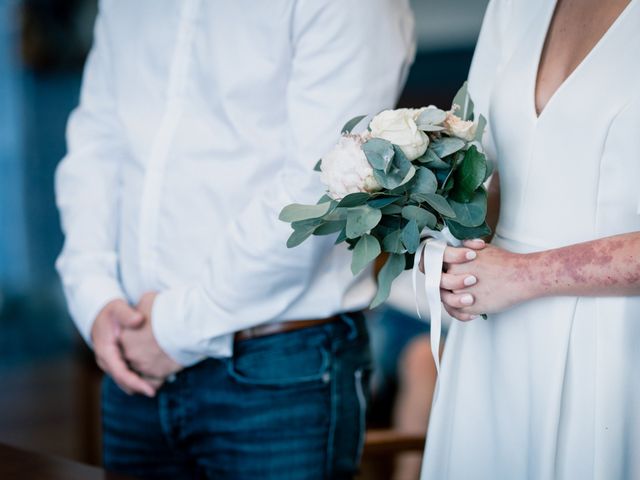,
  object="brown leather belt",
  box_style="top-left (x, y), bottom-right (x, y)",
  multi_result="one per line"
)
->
top-left (234, 315), bottom-right (342, 343)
